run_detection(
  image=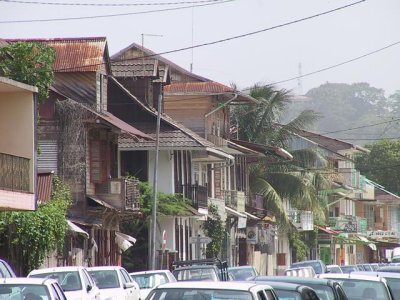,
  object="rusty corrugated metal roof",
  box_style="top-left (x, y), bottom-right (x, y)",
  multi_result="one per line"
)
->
top-left (164, 82), bottom-right (233, 94)
top-left (37, 172), bottom-right (53, 203)
top-left (5, 37), bottom-right (107, 72)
